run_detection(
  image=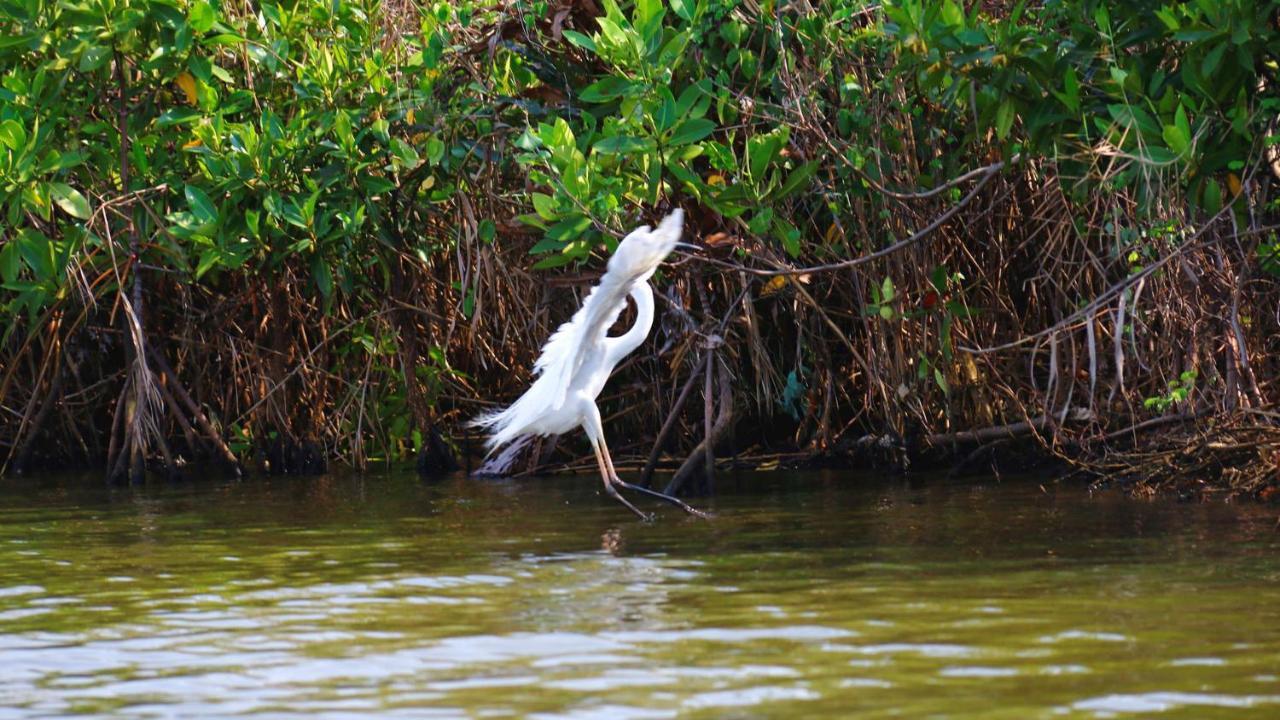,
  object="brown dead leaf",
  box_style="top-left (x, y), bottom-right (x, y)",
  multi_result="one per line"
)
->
top-left (551, 8), bottom-right (572, 40)
top-left (521, 85), bottom-right (568, 105)
top-left (704, 232), bottom-right (738, 248)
